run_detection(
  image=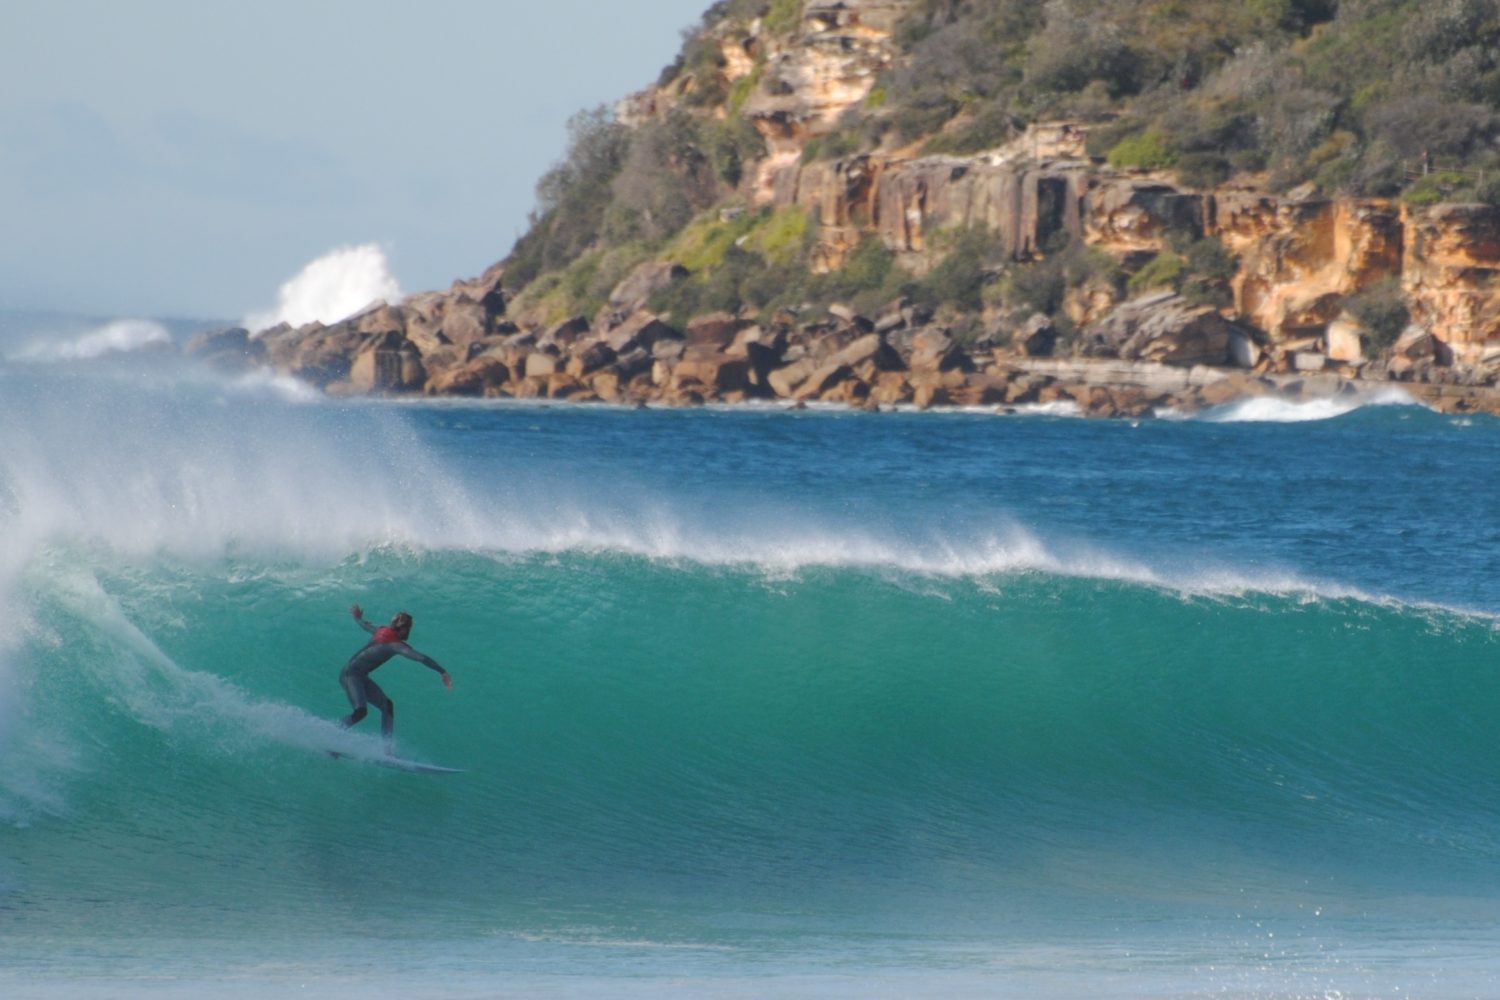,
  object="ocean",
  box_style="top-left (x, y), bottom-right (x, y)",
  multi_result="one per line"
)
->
top-left (2, 333), bottom-right (1498, 998)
